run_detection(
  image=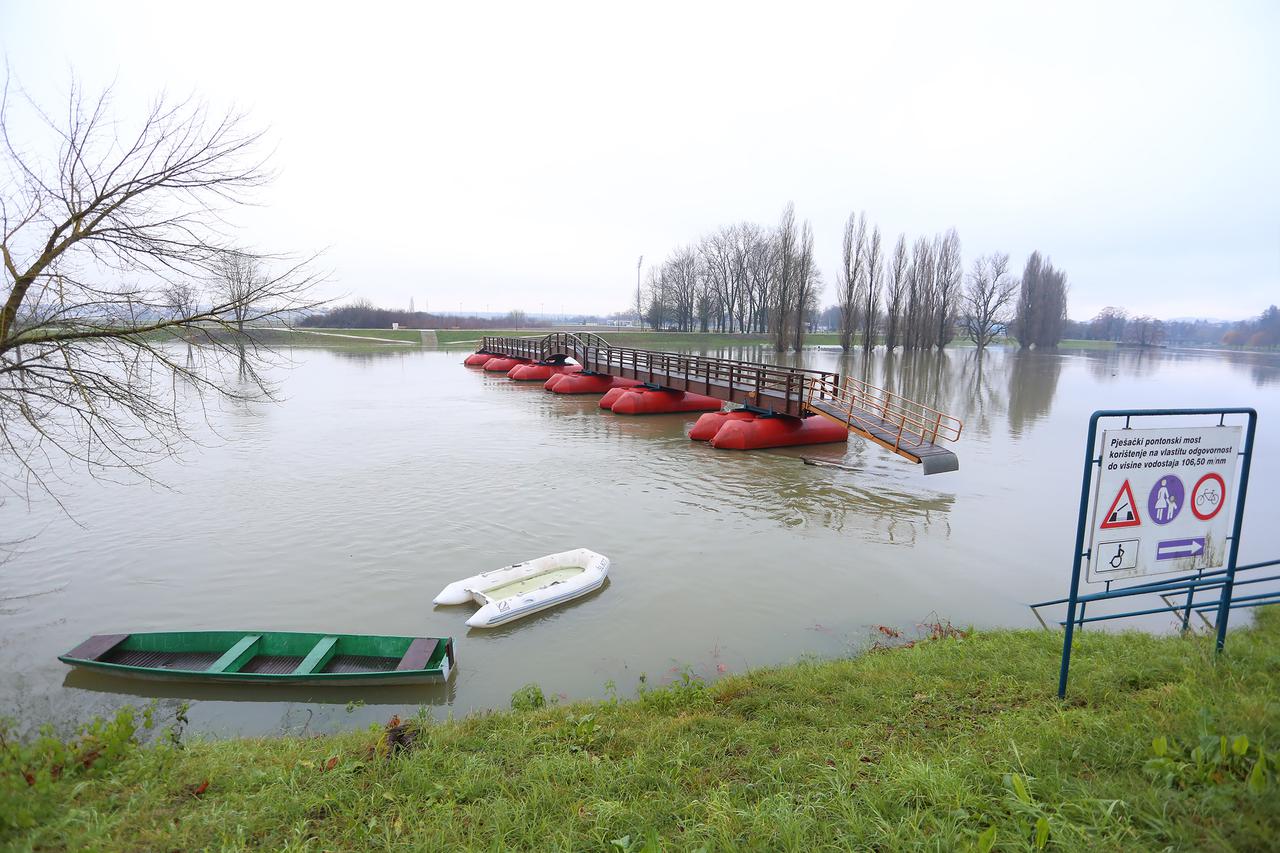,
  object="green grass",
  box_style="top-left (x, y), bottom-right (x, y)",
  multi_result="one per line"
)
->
top-left (1058, 339), bottom-right (1118, 350)
top-left (295, 328), bottom-right (425, 343)
top-left (6, 608), bottom-right (1279, 851)
top-left (435, 329), bottom-right (530, 344)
